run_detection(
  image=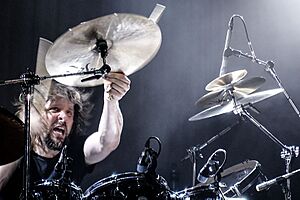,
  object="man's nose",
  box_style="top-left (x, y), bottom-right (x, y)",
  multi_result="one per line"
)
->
top-left (58, 111), bottom-right (67, 122)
